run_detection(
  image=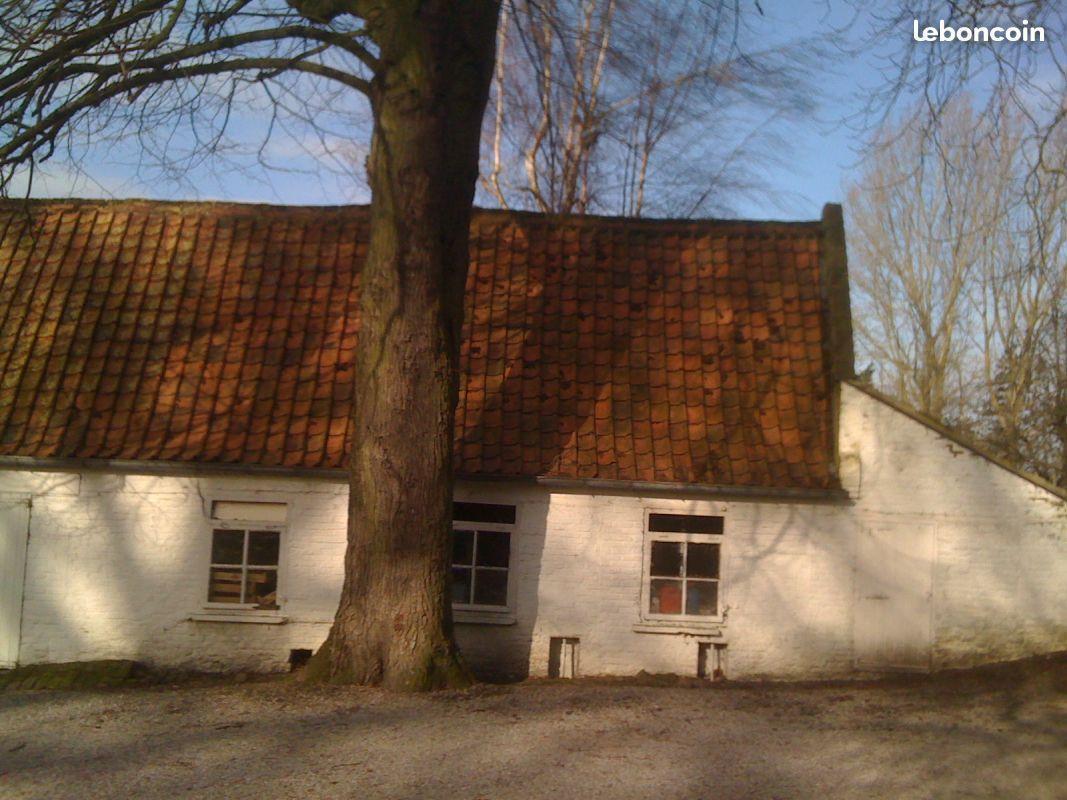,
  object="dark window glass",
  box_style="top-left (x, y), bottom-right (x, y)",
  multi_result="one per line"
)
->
top-left (451, 567), bottom-right (472, 604)
top-left (248, 531), bottom-right (280, 566)
top-left (648, 514), bottom-right (724, 535)
top-left (686, 543), bottom-right (720, 579)
top-left (453, 502), bottom-right (516, 524)
top-left (247, 569), bottom-right (278, 608)
top-left (685, 581), bottom-right (718, 616)
top-left (452, 530), bottom-right (510, 608)
top-left (476, 531), bottom-right (510, 568)
top-left (650, 541), bottom-right (684, 576)
top-left (649, 579), bottom-right (683, 614)
top-left (208, 566), bottom-right (243, 603)
top-left (452, 529), bottom-right (475, 566)
top-left (473, 569), bottom-right (509, 606)
top-left (647, 540), bottom-right (720, 617)
top-left (211, 530), bottom-right (244, 564)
